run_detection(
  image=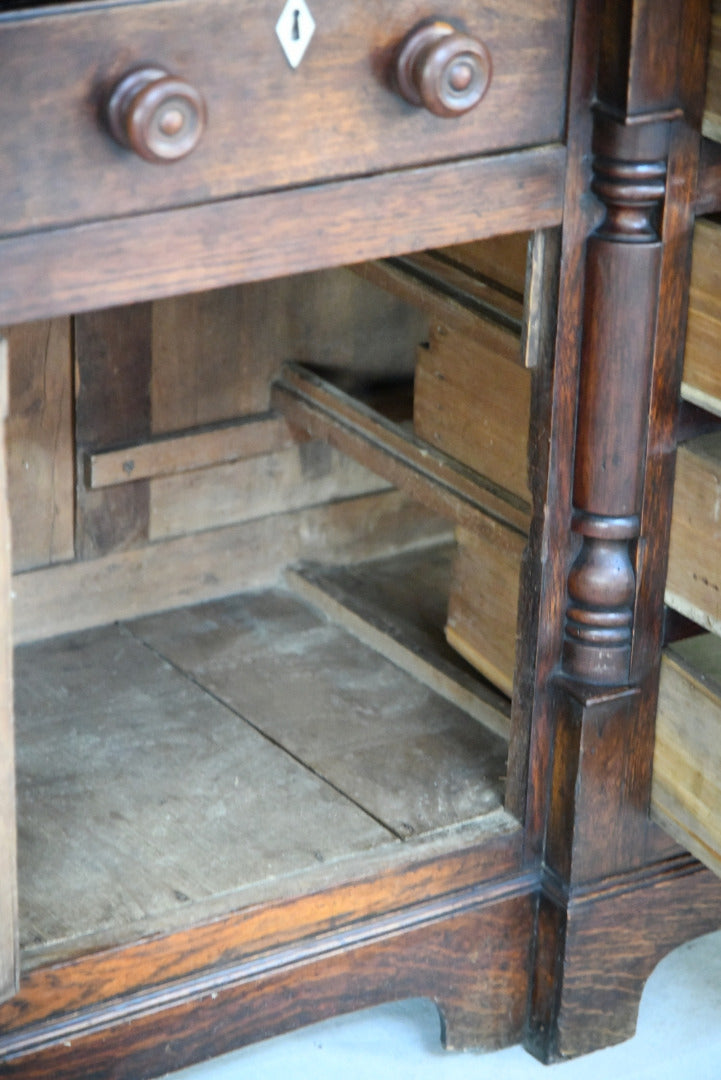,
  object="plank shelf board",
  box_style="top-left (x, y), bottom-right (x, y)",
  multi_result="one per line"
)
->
top-left (15, 551), bottom-right (509, 971)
